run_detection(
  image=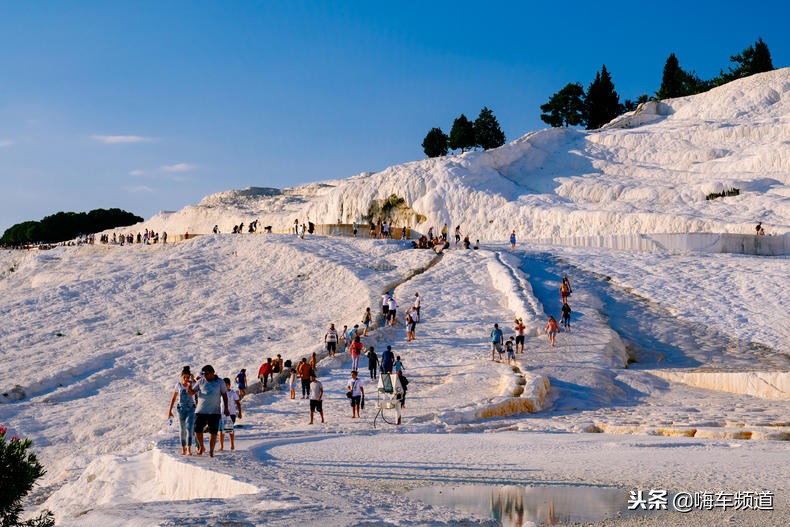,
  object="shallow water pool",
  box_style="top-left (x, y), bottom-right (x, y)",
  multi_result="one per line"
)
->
top-left (406, 483), bottom-right (647, 525)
